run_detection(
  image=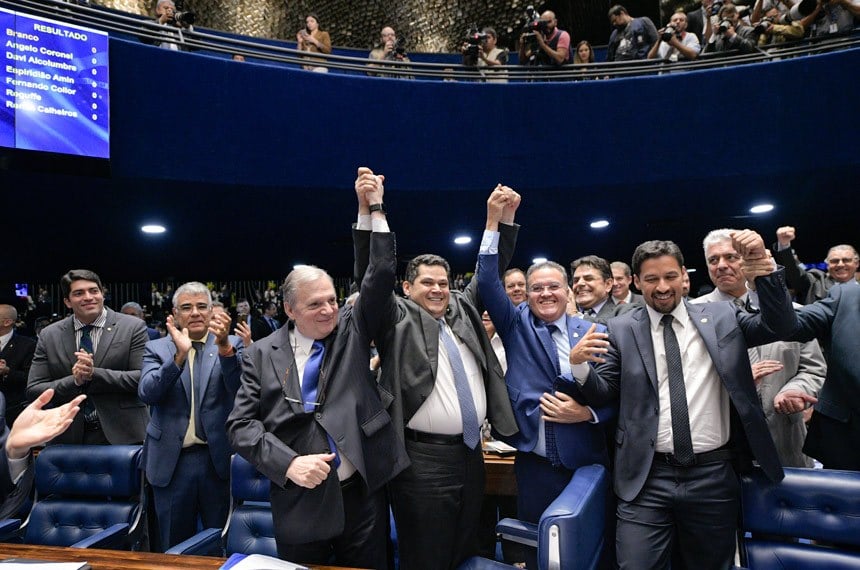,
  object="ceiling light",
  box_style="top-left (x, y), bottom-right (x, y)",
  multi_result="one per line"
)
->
top-left (532, 257), bottom-right (547, 264)
top-left (686, 268), bottom-right (697, 273)
top-left (749, 204), bottom-right (774, 214)
top-left (453, 235), bottom-right (472, 245)
top-left (141, 224), bottom-right (166, 234)
top-left (590, 219), bottom-right (609, 229)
